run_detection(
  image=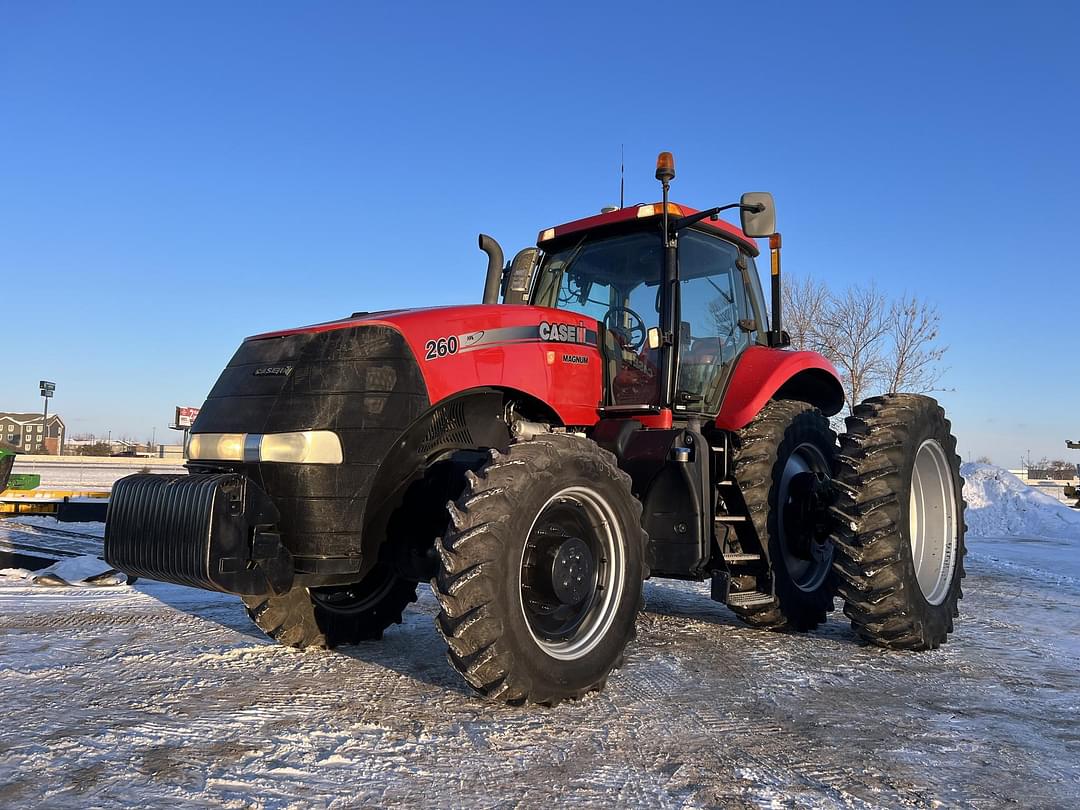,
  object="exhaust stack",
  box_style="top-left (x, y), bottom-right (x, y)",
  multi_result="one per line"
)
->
top-left (479, 234), bottom-right (504, 304)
